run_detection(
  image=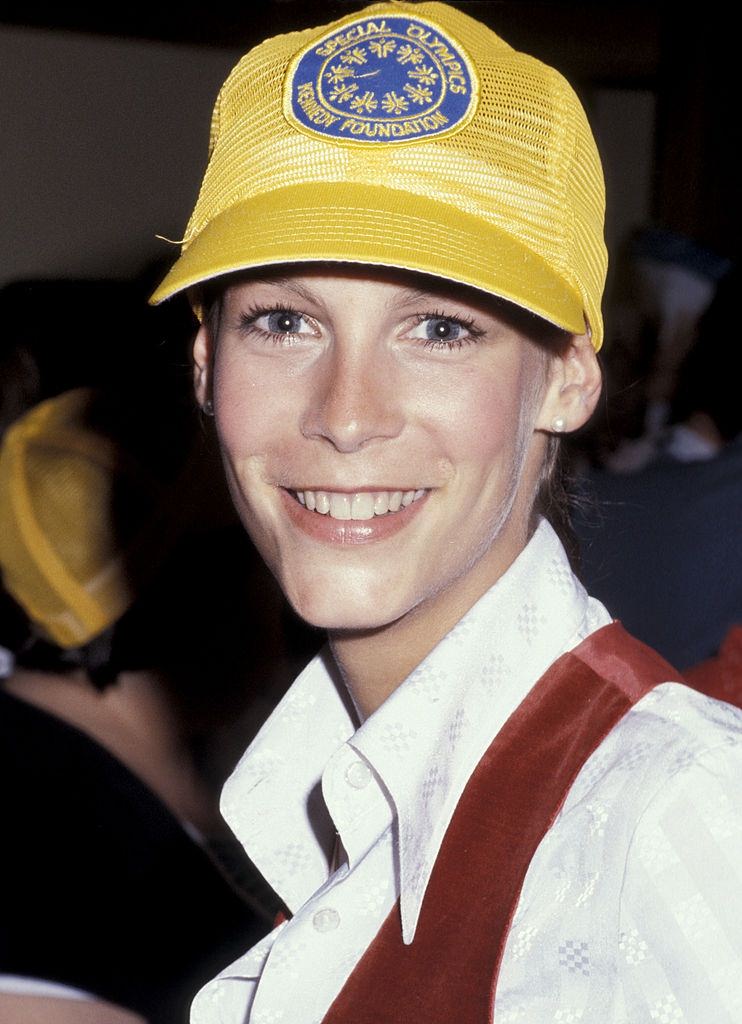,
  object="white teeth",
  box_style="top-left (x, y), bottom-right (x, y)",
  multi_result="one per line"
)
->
top-left (294, 489), bottom-right (426, 520)
top-left (373, 492), bottom-right (390, 516)
top-left (351, 492), bottom-right (375, 520)
top-left (329, 493), bottom-right (352, 520)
